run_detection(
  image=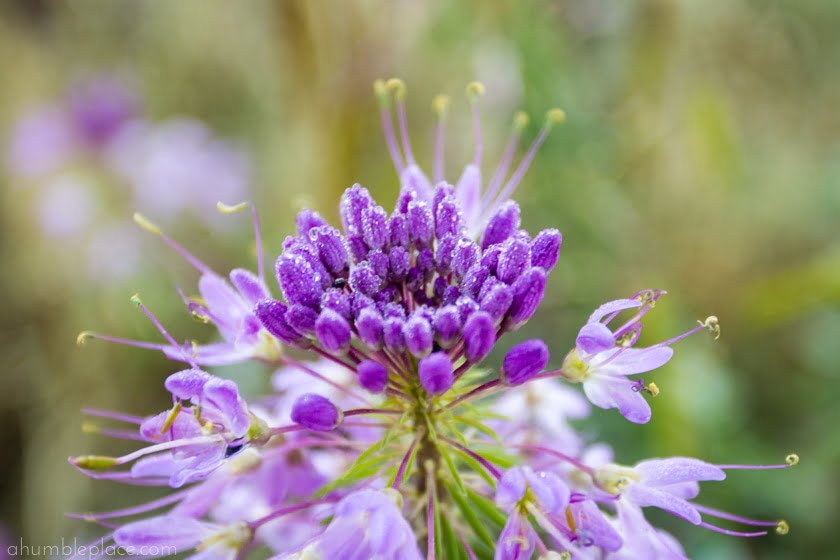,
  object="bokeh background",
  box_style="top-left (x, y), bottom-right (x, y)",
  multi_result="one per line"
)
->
top-left (1, 1), bottom-right (838, 558)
